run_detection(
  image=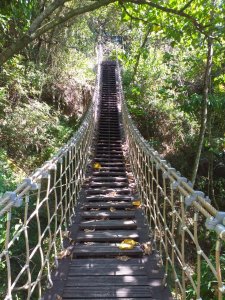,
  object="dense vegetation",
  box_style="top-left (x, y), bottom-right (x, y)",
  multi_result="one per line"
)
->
top-left (0, 0), bottom-right (96, 195)
top-left (0, 0), bottom-right (225, 298)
